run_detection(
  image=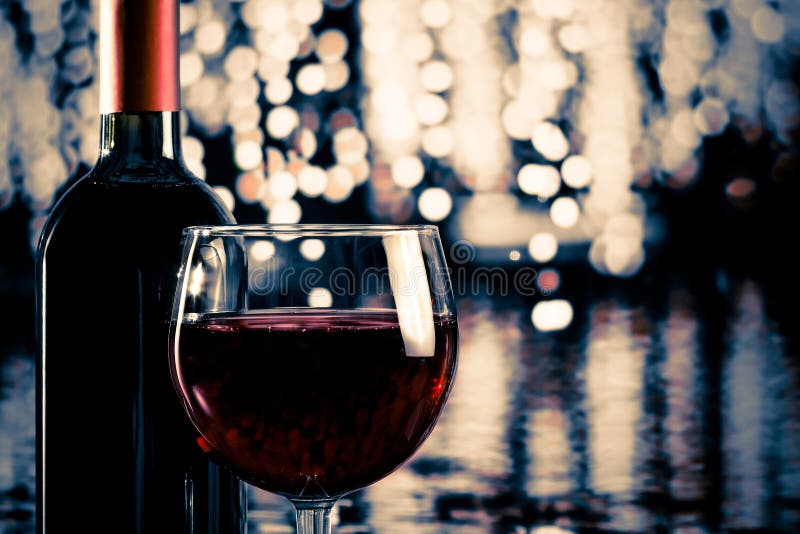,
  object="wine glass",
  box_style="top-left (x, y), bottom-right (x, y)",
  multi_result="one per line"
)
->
top-left (169, 224), bottom-right (458, 533)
